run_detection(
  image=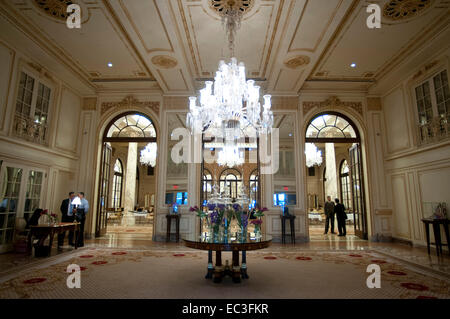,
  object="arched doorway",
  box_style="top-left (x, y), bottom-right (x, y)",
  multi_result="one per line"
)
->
top-left (96, 112), bottom-right (157, 237)
top-left (305, 112), bottom-right (367, 239)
